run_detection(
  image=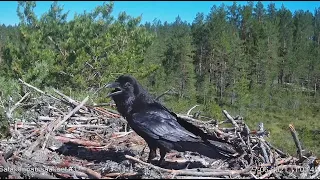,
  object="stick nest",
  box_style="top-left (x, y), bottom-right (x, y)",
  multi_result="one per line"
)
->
top-left (0, 79), bottom-right (319, 179)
